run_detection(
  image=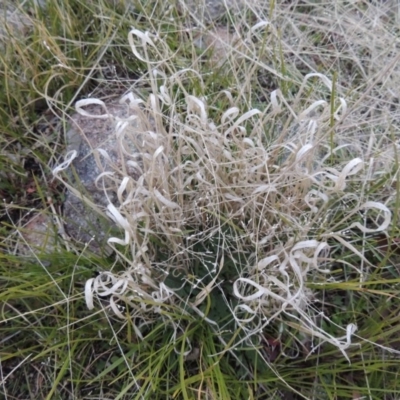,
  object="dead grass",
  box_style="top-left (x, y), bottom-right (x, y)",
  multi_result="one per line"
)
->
top-left (1, 0), bottom-right (400, 398)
